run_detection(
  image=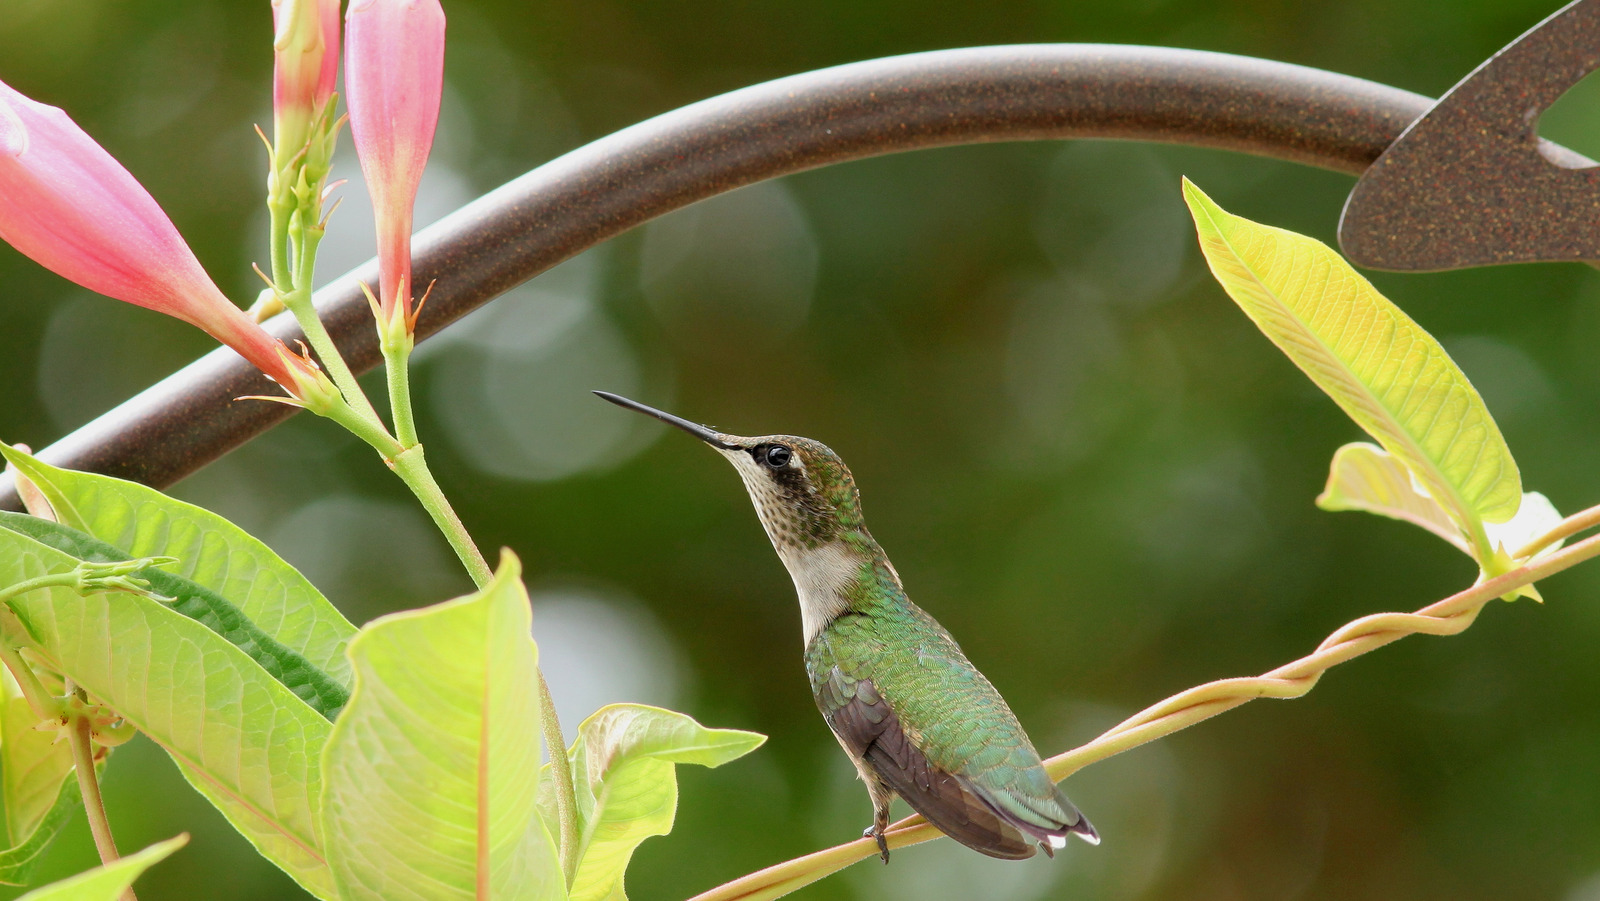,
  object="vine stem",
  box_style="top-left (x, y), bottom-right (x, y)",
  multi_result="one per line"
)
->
top-left (686, 519), bottom-right (1600, 901)
top-left (538, 670), bottom-right (581, 883)
top-left (384, 338), bottom-right (419, 450)
top-left (66, 679), bottom-right (134, 901)
top-left (389, 445), bottom-right (492, 588)
top-left (1514, 503), bottom-right (1600, 560)
top-left (280, 226), bottom-right (385, 430)
top-left (0, 572), bottom-right (77, 722)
